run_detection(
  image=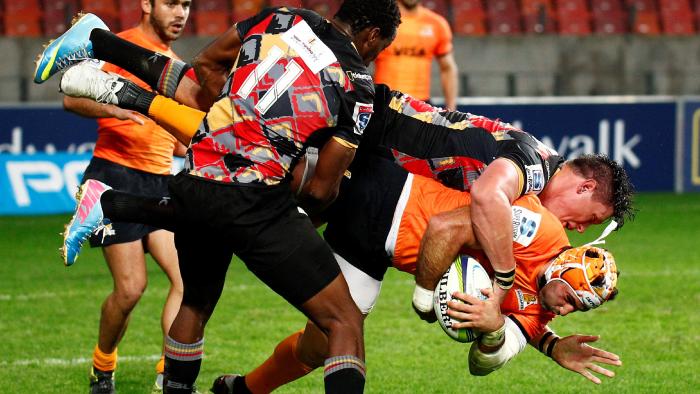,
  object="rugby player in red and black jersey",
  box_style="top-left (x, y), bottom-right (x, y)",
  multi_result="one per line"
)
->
top-left (41, 2), bottom-right (402, 393)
